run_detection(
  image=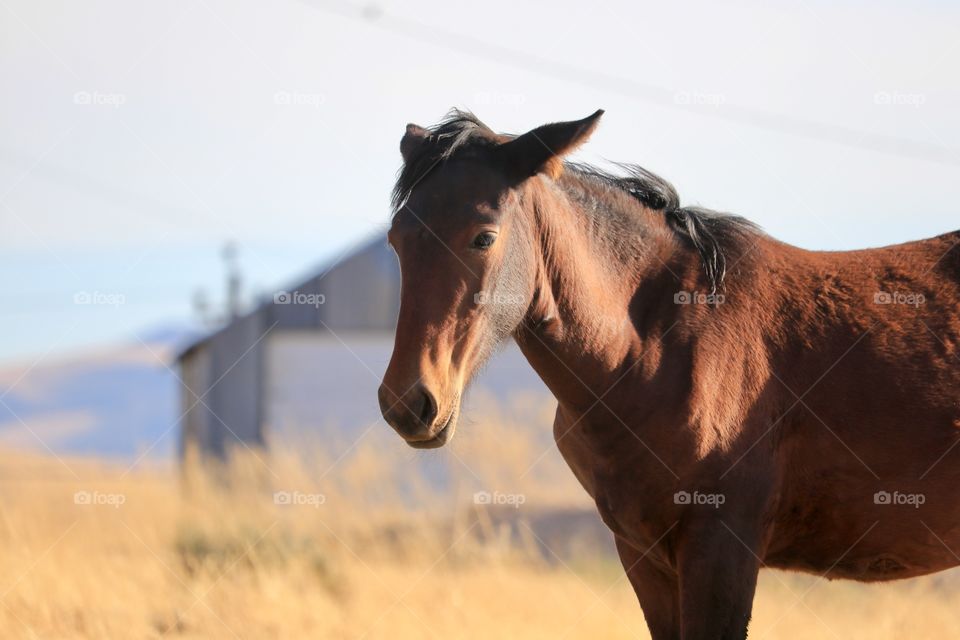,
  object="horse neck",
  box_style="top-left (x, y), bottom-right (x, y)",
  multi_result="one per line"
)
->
top-left (514, 172), bottom-right (685, 410)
